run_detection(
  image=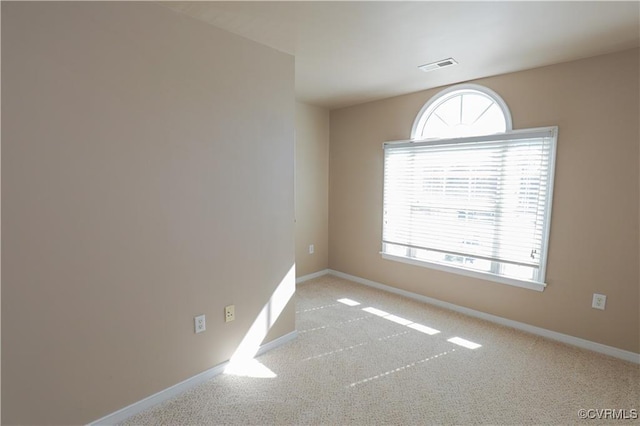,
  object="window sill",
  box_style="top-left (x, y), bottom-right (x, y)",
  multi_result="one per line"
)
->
top-left (381, 252), bottom-right (547, 292)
